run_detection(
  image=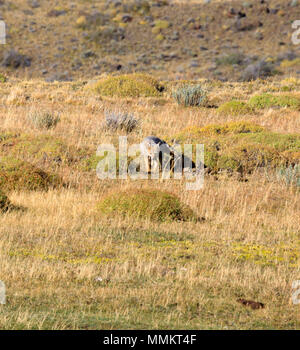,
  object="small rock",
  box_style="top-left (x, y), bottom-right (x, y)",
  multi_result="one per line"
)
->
top-left (241, 59), bottom-right (274, 81)
top-left (2, 50), bottom-right (31, 68)
top-left (23, 10), bottom-right (34, 15)
top-left (45, 71), bottom-right (72, 82)
top-left (144, 16), bottom-right (153, 23)
top-left (28, 1), bottom-right (40, 8)
top-left (242, 2), bottom-right (252, 8)
top-left (190, 60), bottom-right (199, 68)
top-left (121, 13), bottom-right (133, 23)
top-left (47, 9), bottom-right (67, 17)
top-left (170, 31), bottom-right (179, 40)
top-left (82, 50), bottom-right (96, 58)
top-left (277, 50), bottom-right (297, 62)
top-left (208, 64), bottom-right (217, 71)
top-left (254, 31), bottom-right (263, 40)
top-left (72, 59), bottom-right (82, 69)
